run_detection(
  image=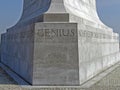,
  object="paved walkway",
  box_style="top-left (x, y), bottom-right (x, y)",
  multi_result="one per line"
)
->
top-left (0, 63), bottom-right (120, 90)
